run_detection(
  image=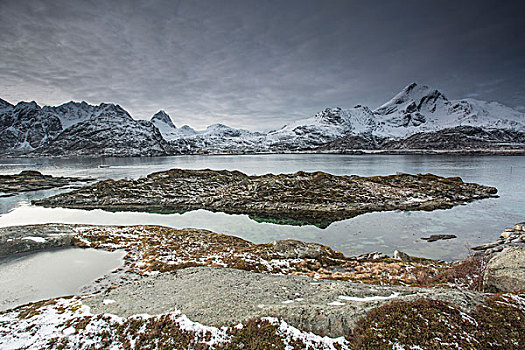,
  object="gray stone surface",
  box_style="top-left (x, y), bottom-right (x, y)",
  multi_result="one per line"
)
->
top-left (483, 246), bottom-right (525, 292)
top-left (0, 224), bottom-right (76, 258)
top-left (85, 266), bottom-right (486, 337)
